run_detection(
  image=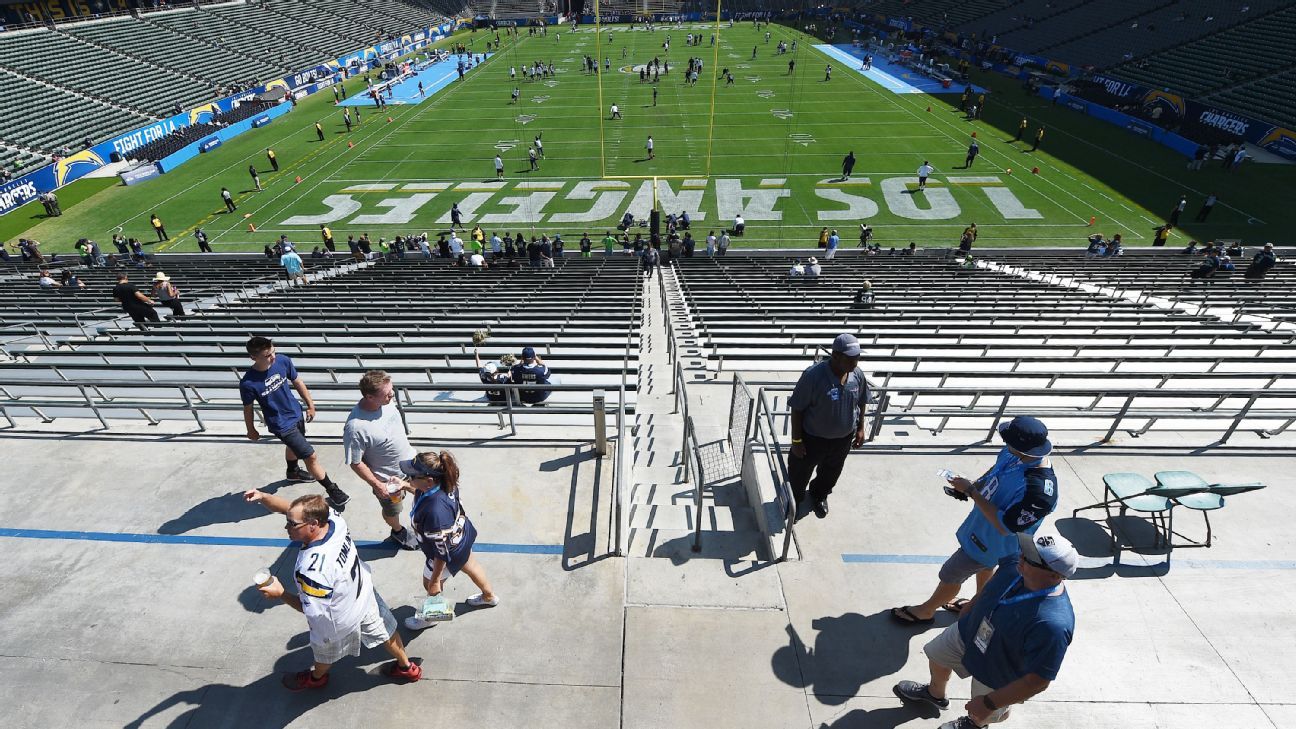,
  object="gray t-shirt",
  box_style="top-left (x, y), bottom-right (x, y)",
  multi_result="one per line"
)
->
top-left (788, 361), bottom-right (868, 439)
top-left (342, 403), bottom-right (415, 480)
